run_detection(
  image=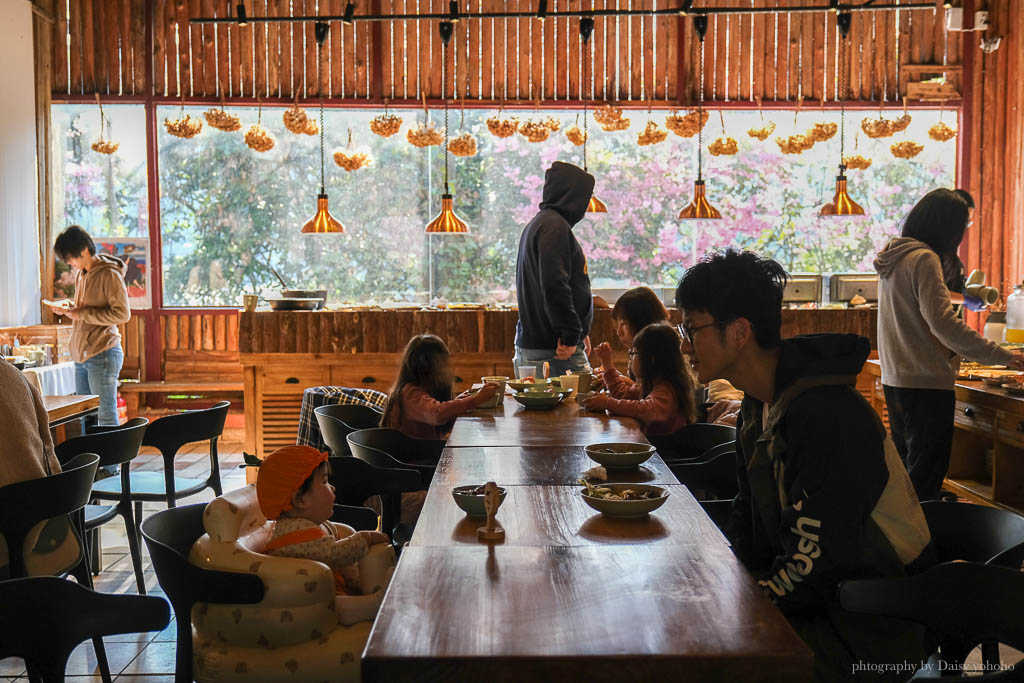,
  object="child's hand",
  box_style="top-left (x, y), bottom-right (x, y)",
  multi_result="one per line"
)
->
top-left (357, 530), bottom-right (390, 546)
top-left (591, 342), bottom-right (613, 370)
top-left (580, 392), bottom-right (610, 411)
top-left (475, 382), bottom-right (499, 401)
